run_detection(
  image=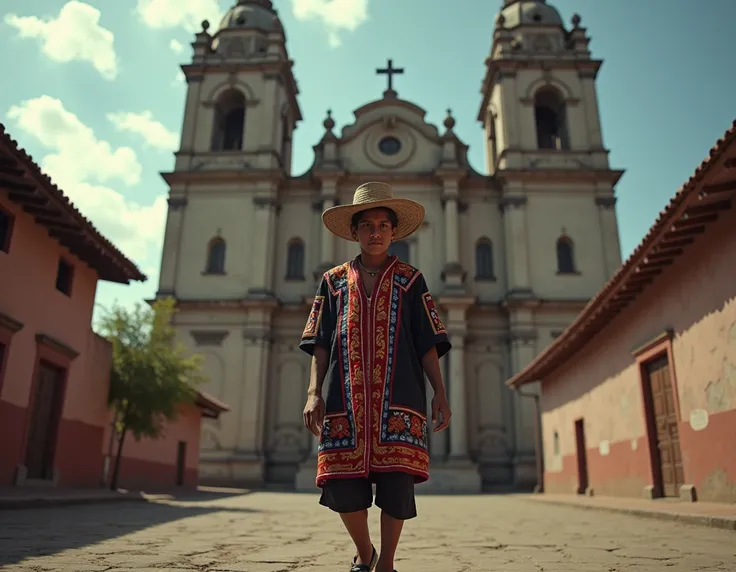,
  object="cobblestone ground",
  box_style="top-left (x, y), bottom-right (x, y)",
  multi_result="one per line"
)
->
top-left (1, 491), bottom-right (734, 571)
